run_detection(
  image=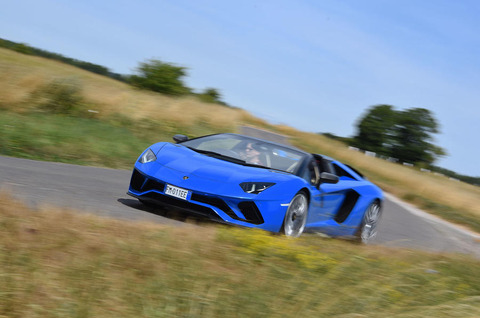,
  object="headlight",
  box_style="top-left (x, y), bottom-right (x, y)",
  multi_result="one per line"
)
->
top-left (240, 182), bottom-right (275, 194)
top-left (139, 149), bottom-right (157, 163)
